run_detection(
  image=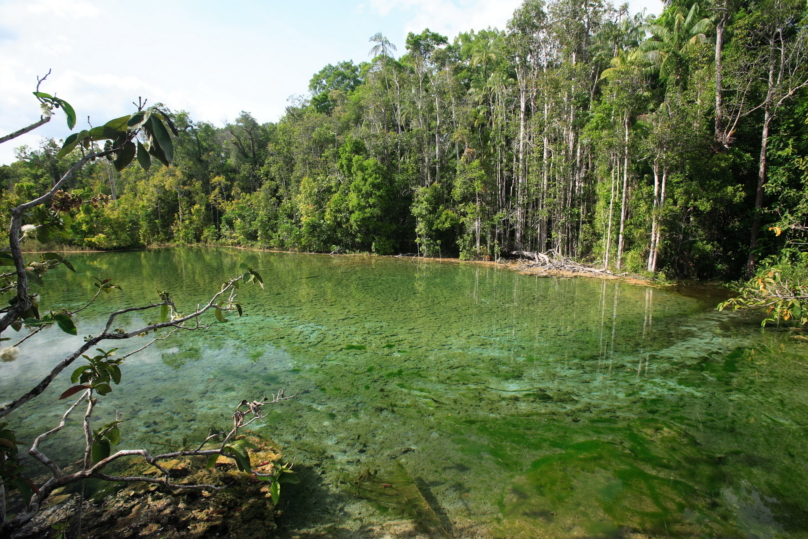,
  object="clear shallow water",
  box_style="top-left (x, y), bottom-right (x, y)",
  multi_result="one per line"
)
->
top-left (2, 248), bottom-right (808, 537)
